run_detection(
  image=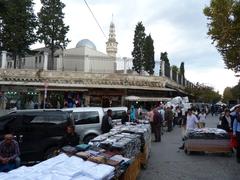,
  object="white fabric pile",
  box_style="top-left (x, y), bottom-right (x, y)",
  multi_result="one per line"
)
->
top-left (0, 153), bottom-right (115, 180)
